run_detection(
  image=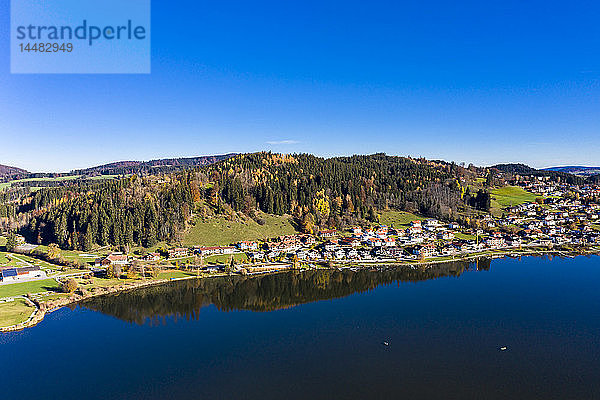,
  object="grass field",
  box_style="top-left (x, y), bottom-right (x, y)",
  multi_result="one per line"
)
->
top-left (205, 253), bottom-right (248, 264)
top-left (0, 299), bottom-right (34, 327)
top-left (157, 270), bottom-right (198, 279)
top-left (73, 272), bottom-right (198, 289)
top-left (0, 279), bottom-right (61, 298)
top-left (87, 174), bottom-right (123, 180)
top-left (14, 175), bottom-right (82, 183)
top-left (0, 252), bottom-right (44, 268)
top-left (491, 186), bottom-right (538, 208)
top-left (34, 245), bottom-right (110, 266)
top-left (60, 249), bottom-right (103, 266)
top-left (183, 213), bottom-right (297, 246)
top-left (455, 232), bottom-right (477, 240)
top-left (78, 277), bottom-right (124, 289)
top-left (380, 211), bottom-right (425, 228)
top-left (0, 176), bottom-right (81, 191)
